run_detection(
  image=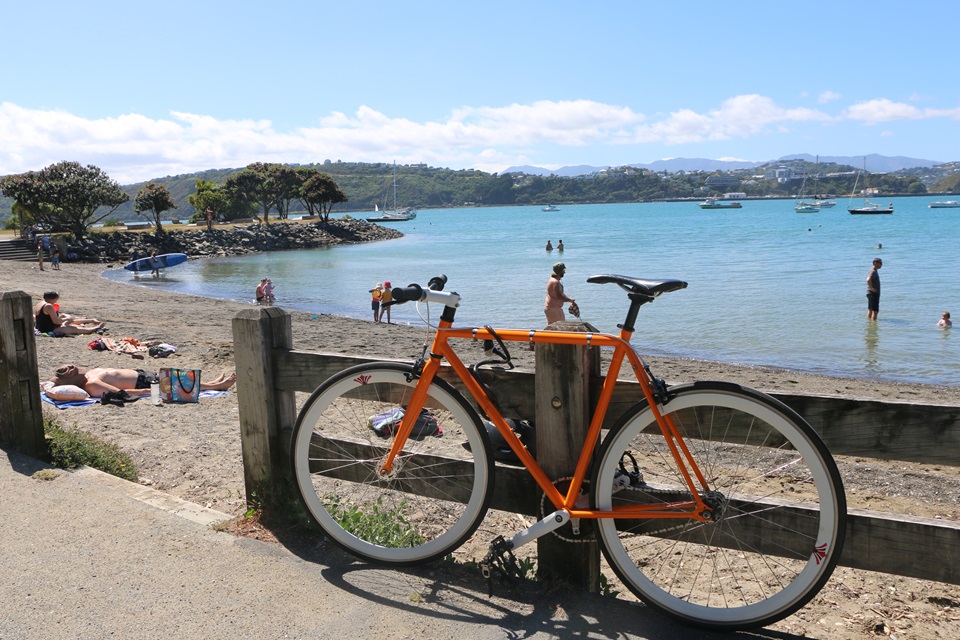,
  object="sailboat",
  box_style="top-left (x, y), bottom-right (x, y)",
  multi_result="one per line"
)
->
top-left (848, 158), bottom-right (893, 215)
top-left (794, 164), bottom-right (820, 213)
top-left (810, 155), bottom-right (836, 207)
top-left (367, 162), bottom-right (417, 222)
